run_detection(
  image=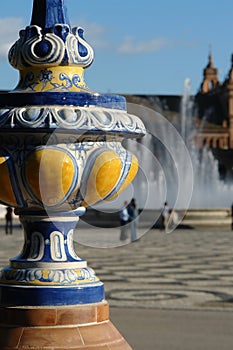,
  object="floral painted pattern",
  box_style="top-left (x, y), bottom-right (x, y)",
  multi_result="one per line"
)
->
top-left (39, 69), bottom-right (53, 90)
top-left (19, 69), bottom-right (84, 91)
